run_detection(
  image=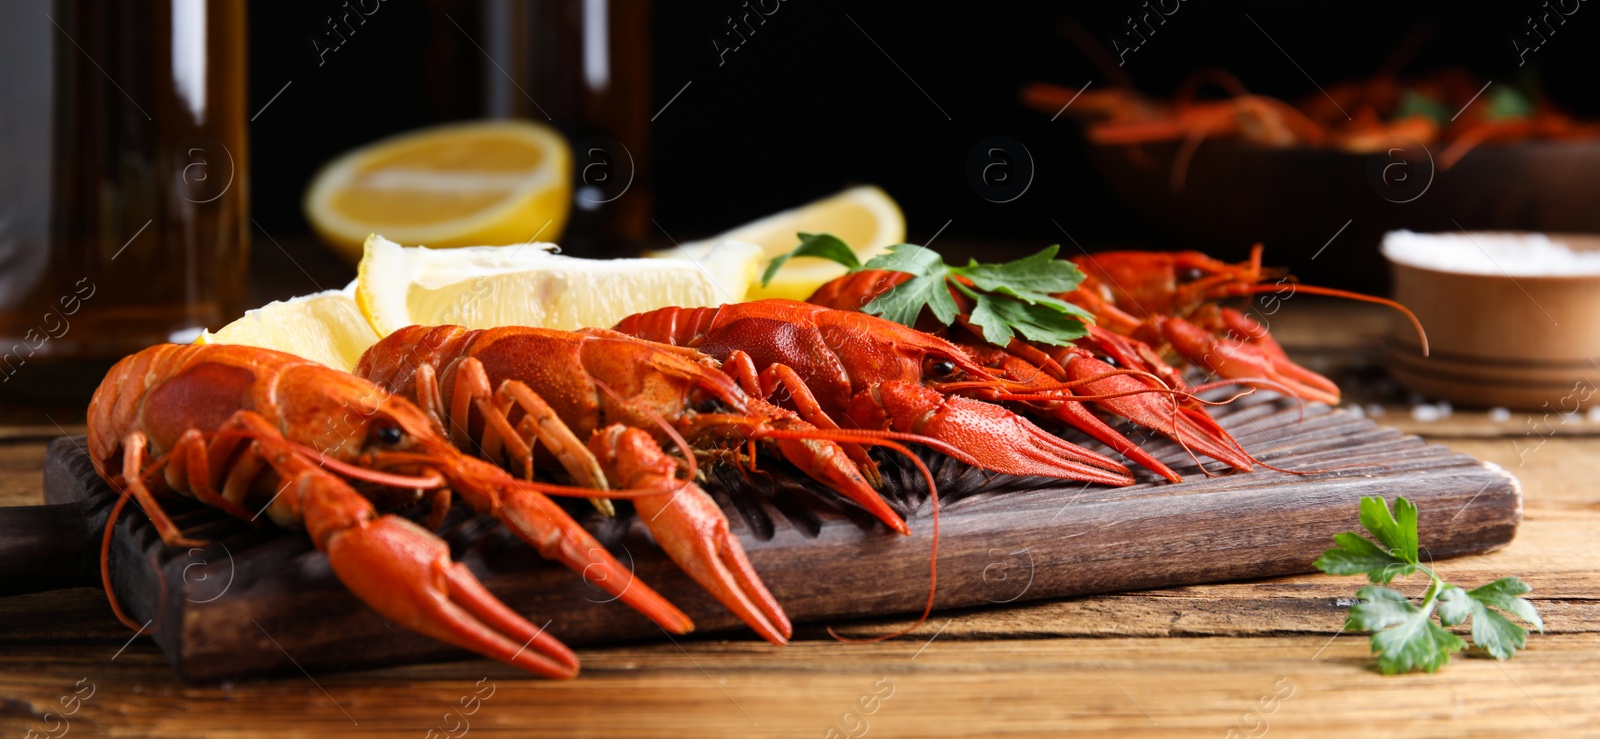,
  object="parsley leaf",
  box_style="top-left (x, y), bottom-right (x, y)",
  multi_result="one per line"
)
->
top-left (1357, 495), bottom-right (1420, 568)
top-left (1453, 578), bottom-right (1545, 660)
top-left (762, 234), bottom-right (1093, 347)
top-left (1486, 85), bottom-right (1534, 120)
top-left (856, 244), bottom-right (961, 326)
top-left (1315, 496), bottom-right (1543, 674)
top-left (1348, 586), bottom-right (1467, 674)
top-left (957, 245), bottom-right (1085, 297)
top-left (865, 274), bottom-right (961, 326)
top-left (1312, 532), bottom-right (1411, 583)
top-left (1393, 90), bottom-right (1450, 126)
top-left (861, 243), bottom-right (946, 277)
top-left (959, 282), bottom-right (1089, 346)
top-left (1468, 577), bottom-right (1545, 631)
top-left (760, 232), bottom-right (861, 286)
